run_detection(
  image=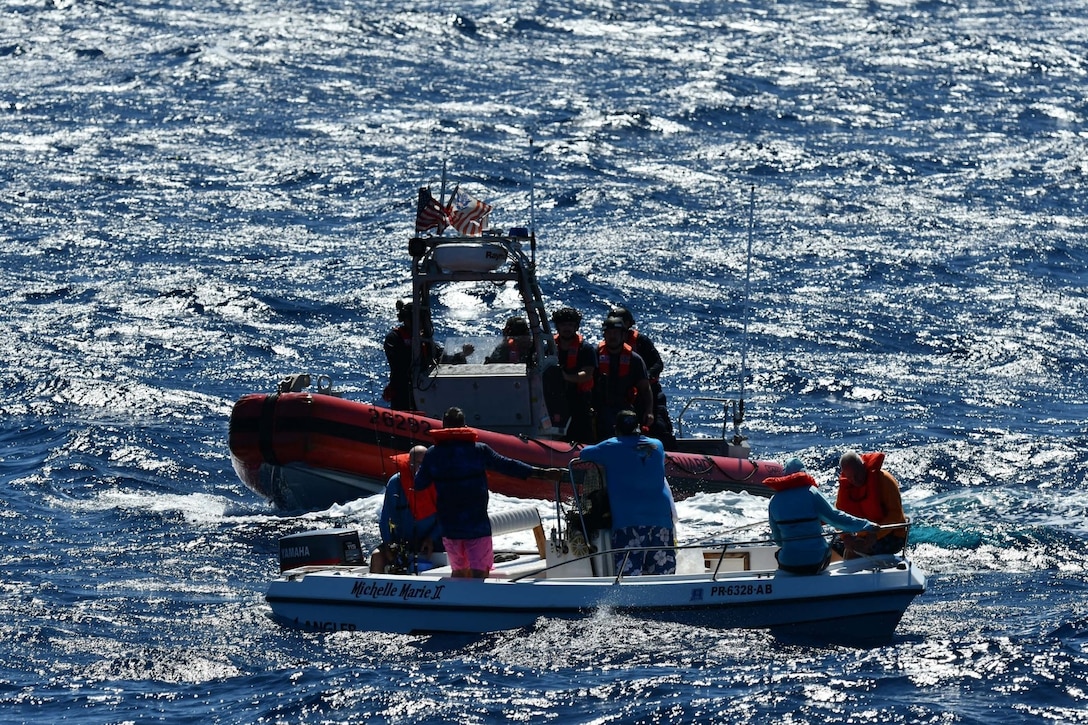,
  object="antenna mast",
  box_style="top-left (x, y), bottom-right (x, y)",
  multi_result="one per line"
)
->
top-left (734, 185), bottom-right (755, 444)
top-left (528, 138), bottom-right (537, 266)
